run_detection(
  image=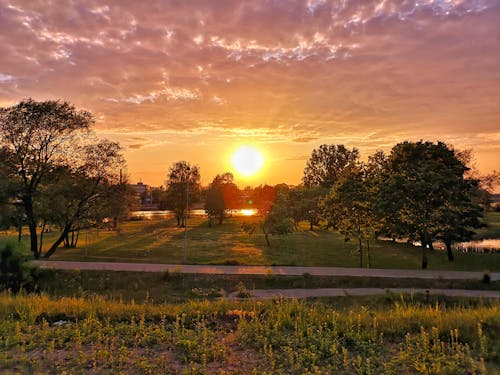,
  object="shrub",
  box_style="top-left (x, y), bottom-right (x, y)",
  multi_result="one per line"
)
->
top-left (0, 241), bottom-right (39, 293)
